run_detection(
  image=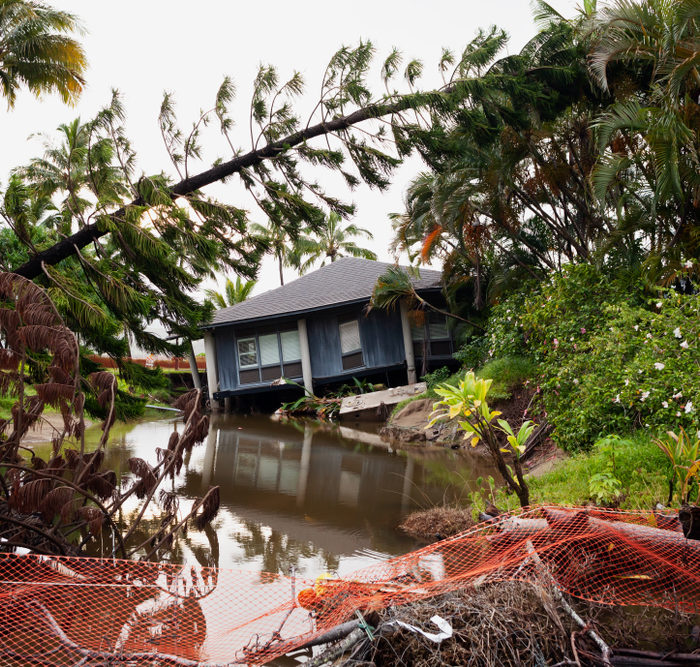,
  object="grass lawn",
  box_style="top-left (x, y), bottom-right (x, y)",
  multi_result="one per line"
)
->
top-left (483, 432), bottom-right (672, 513)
